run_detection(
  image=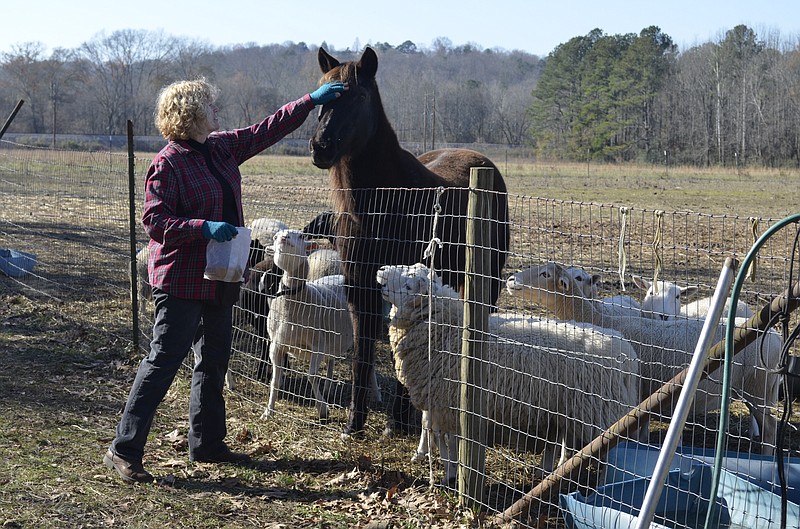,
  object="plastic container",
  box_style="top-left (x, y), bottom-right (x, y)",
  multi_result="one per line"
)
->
top-left (0, 248), bottom-right (37, 278)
